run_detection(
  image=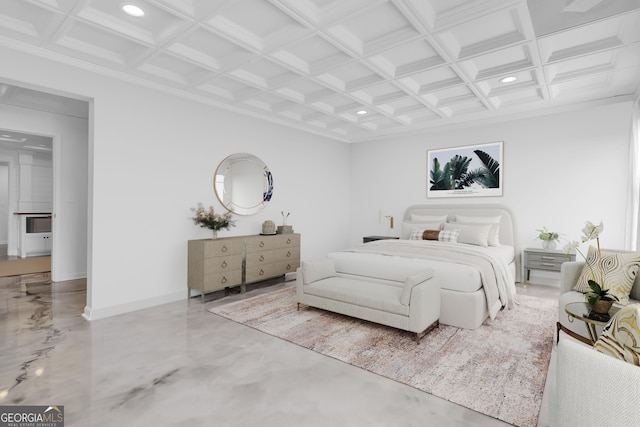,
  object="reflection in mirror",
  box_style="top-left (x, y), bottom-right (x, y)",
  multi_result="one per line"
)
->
top-left (214, 153), bottom-right (273, 215)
